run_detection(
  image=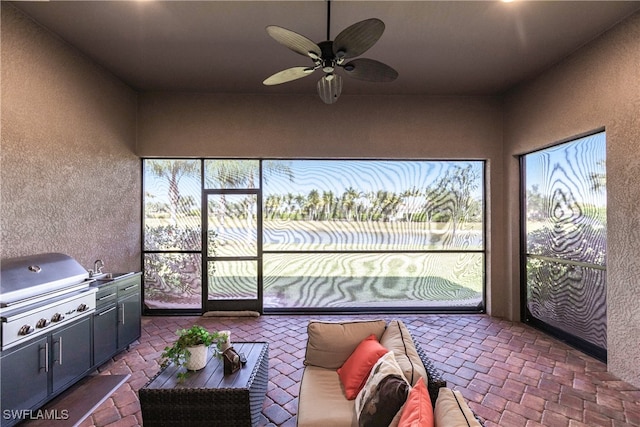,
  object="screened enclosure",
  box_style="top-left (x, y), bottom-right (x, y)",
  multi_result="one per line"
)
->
top-left (522, 130), bottom-right (607, 360)
top-left (142, 159), bottom-right (485, 313)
